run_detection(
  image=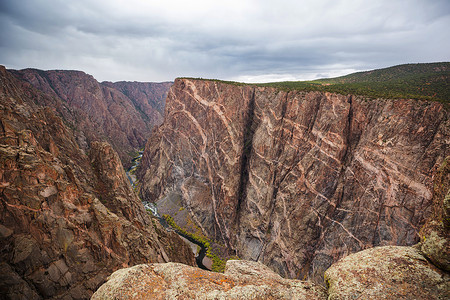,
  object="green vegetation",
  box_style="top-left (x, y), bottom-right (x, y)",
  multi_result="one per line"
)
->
top-left (128, 149), bottom-right (141, 159)
top-left (260, 63), bottom-right (450, 103)
top-left (179, 62), bottom-right (450, 103)
top-left (133, 180), bottom-right (140, 193)
top-left (163, 214), bottom-right (228, 272)
top-left (177, 77), bottom-right (248, 87)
